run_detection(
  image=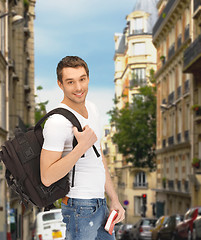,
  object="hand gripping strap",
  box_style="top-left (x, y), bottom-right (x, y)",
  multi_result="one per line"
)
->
top-left (35, 108), bottom-right (100, 187)
top-left (34, 108), bottom-right (100, 157)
